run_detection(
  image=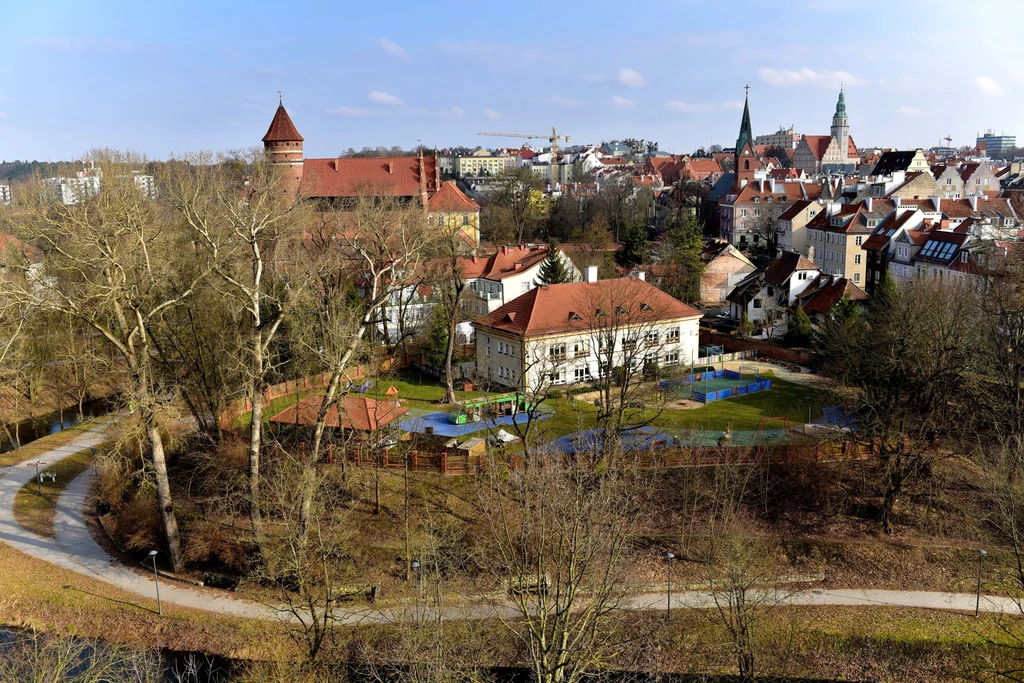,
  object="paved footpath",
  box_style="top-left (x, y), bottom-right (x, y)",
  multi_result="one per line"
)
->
top-left (2, 423), bottom-right (1023, 624)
